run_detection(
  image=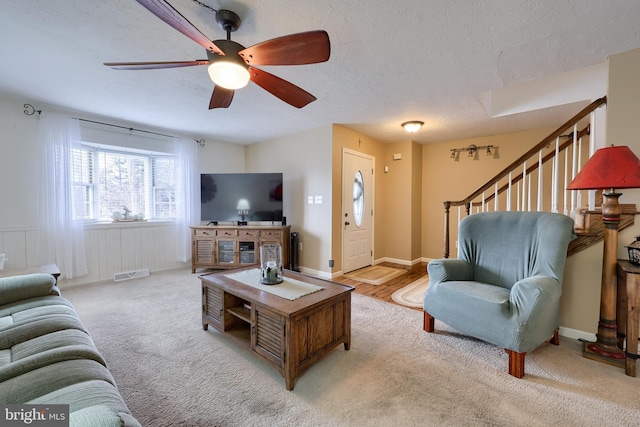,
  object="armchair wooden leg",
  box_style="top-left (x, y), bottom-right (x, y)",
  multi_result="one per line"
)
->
top-left (506, 349), bottom-right (526, 378)
top-left (423, 312), bottom-right (435, 332)
top-left (549, 328), bottom-right (560, 346)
